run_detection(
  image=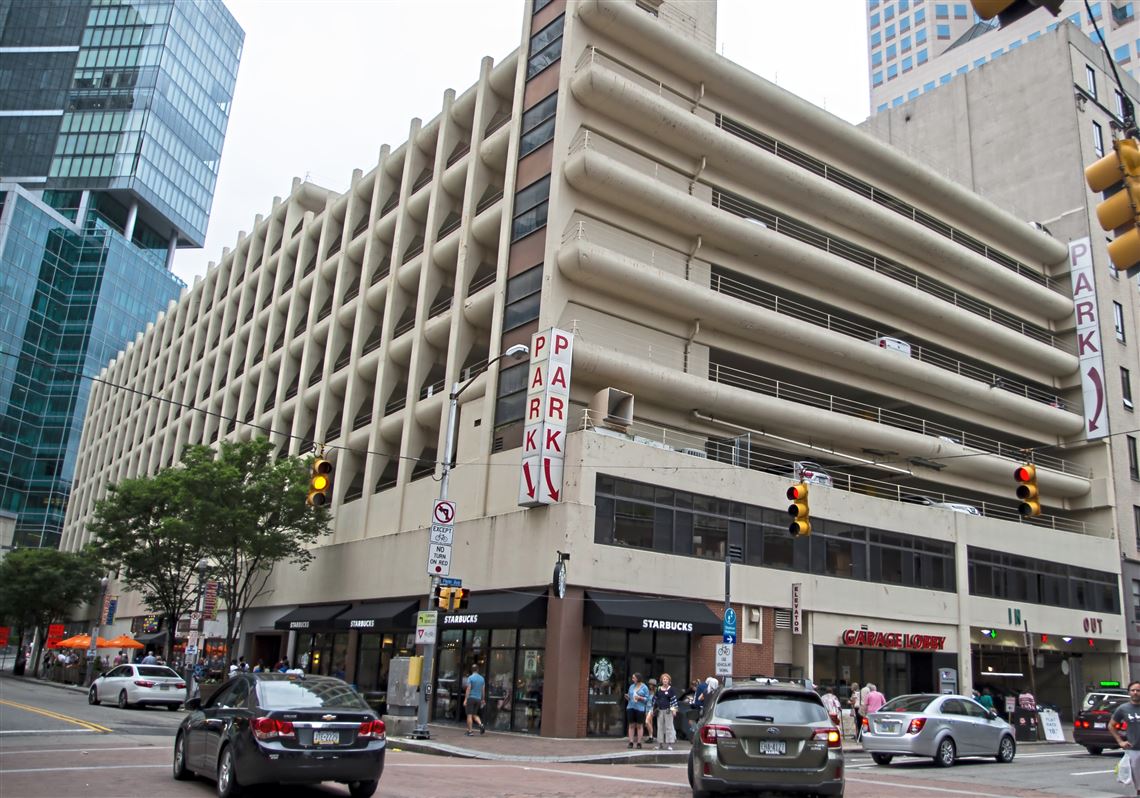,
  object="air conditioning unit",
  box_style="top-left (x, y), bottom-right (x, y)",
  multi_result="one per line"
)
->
top-left (587, 387), bottom-right (634, 433)
top-left (679, 447), bottom-right (707, 459)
